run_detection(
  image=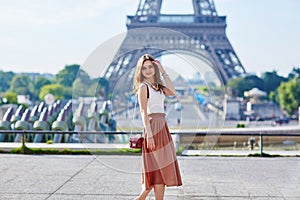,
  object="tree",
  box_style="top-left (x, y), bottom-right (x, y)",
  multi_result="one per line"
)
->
top-left (35, 77), bottom-right (52, 91)
top-left (4, 91), bottom-right (18, 104)
top-left (63, 87), bottom-right (72, 99)
top-left (72, 76), bottom-right (110, 99)
top-left (76, 69), bottom-right (91, 85)
top-left (226, 75), bottom-right (264, 97)
top-left (277, 78), bottom-right (300, 115)
top-left (226, 77), bottom-right (245, 97)
top-left (261, 71), bottom-right (286, 94)
top-left (72, 78), bottom-right (92, 97)
top-left (55, 64), bottom-right (80, 87)
top-left (0, 71), bottom-right (15, 93)
top-left (244, 75), bottom-right (264, 91)
top-left (95, 77), bottom-right (110, 98)
top-left (9, 75), bottom-right (34, 96)
top-left (269, 91), bottom-right (277, 102)
top-left (39, 84), bottom-right (65, 101)
top-left (287, 67), bottom-right (300, 80)
top-left (33, 77), bottom-right (52, 101)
